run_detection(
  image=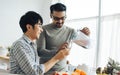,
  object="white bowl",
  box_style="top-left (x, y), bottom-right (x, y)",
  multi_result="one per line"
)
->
top-left (0, 47), bottom-right (8, 56)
